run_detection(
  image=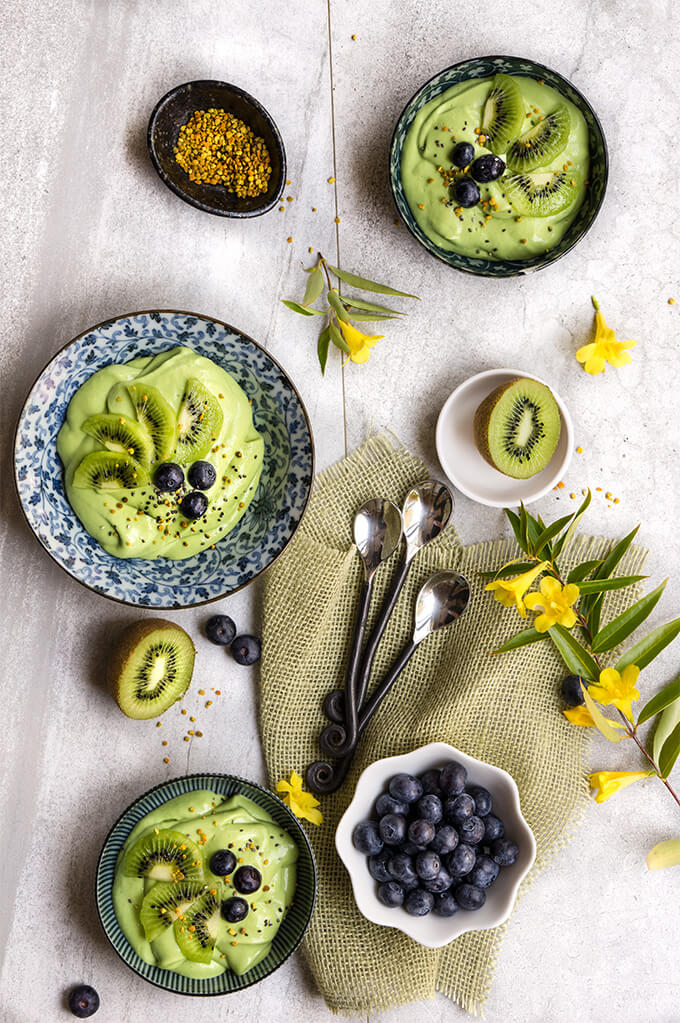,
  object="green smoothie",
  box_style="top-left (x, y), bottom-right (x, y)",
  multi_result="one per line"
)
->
top-left (113, 791), bottom-right (298, 978)
top-left (400, 75), bottom-right (590, 260)
top-left (56, 346), bottom-right (263, 560)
